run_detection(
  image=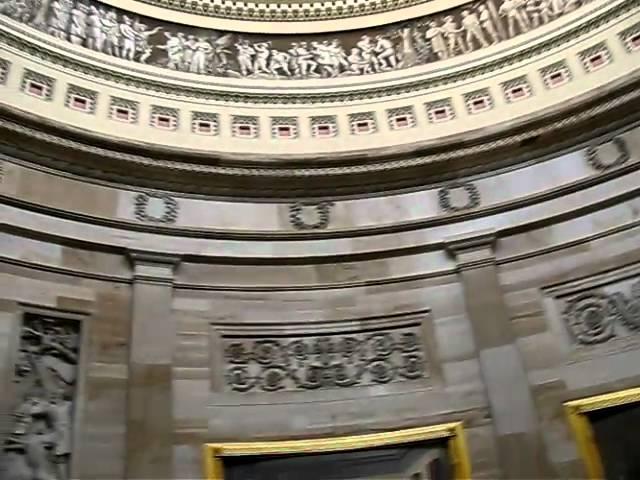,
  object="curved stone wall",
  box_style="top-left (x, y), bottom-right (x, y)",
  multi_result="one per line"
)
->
top-left (1, 0), bottom-right (640, 477)
top-left (1, 124), bottom-right (639, 479)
